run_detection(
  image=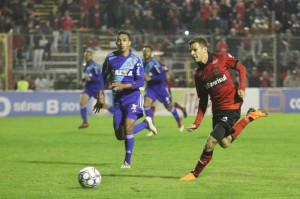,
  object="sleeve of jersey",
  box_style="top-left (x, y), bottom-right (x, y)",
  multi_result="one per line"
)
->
top-left (193, 77), bottom-right (208, 127)
top-left (131, 61), bottom-right (144, 90)
top-left (151, 63), bottom-right (167, 81)
top-left (99, 58), bottom-right (108, 91)
top-left (226, 53), bottom-right (246, 91)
